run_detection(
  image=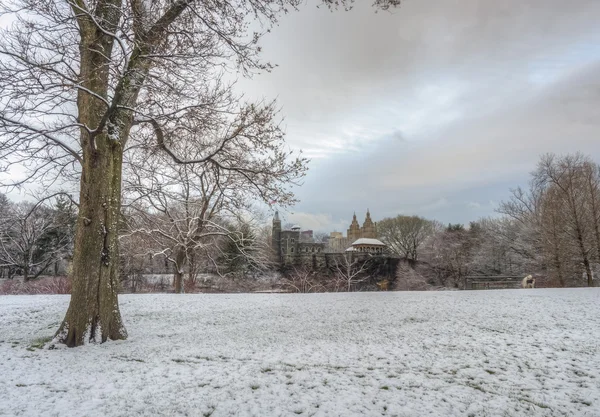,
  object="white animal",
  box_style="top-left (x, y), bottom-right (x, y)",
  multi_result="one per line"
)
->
top-left (522, 275), bottom-right (535, 289)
